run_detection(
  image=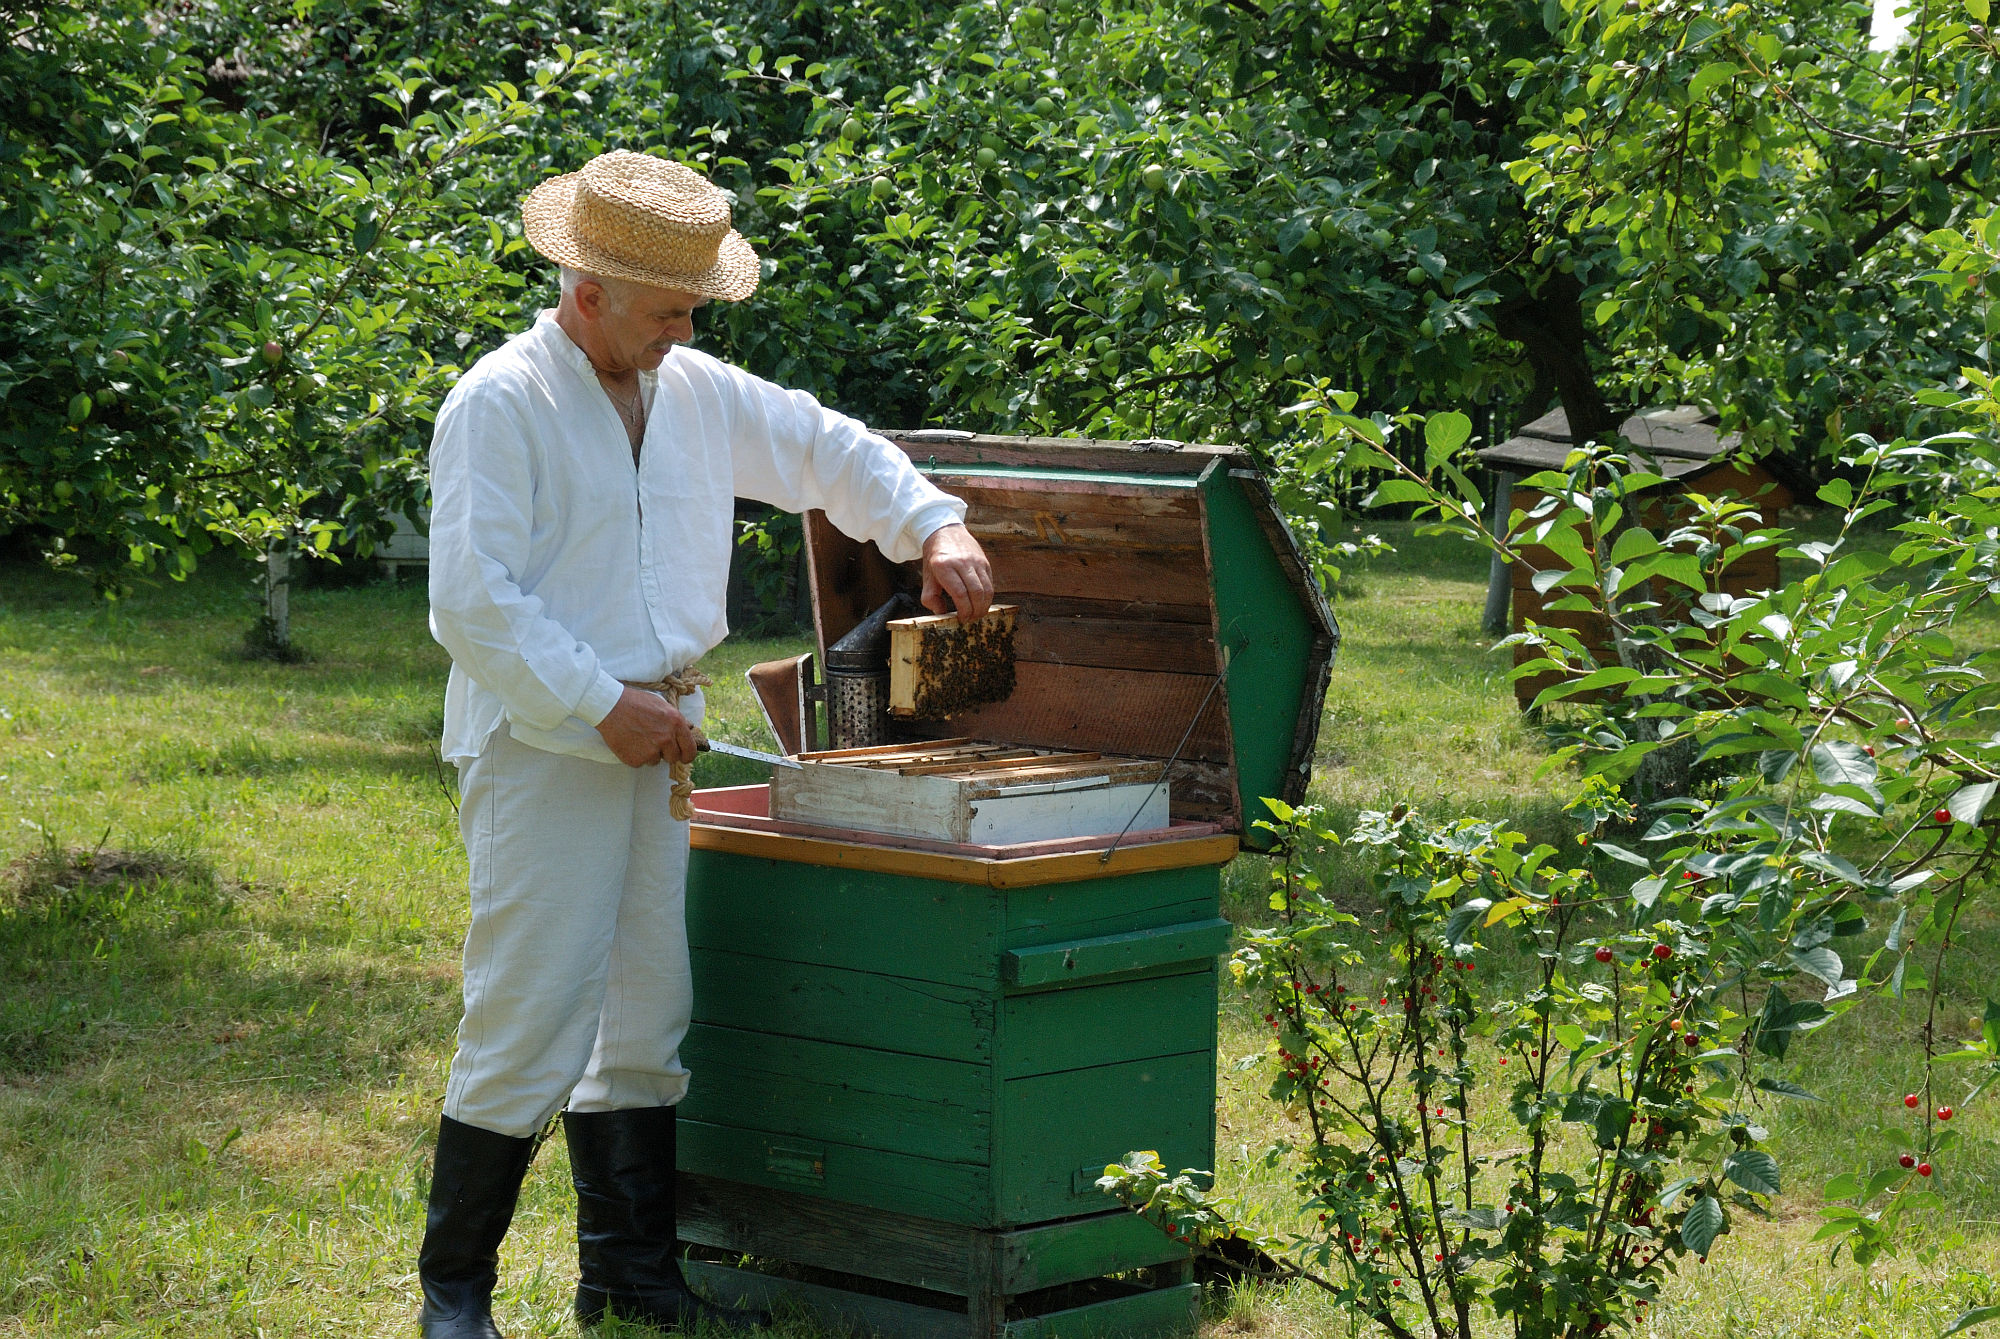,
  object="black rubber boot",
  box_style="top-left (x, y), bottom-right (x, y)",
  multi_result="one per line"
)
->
top-left (417, 1115), bottom-right (537, 1339)
top-left (564, 1106), bottom-right (771, 1332)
